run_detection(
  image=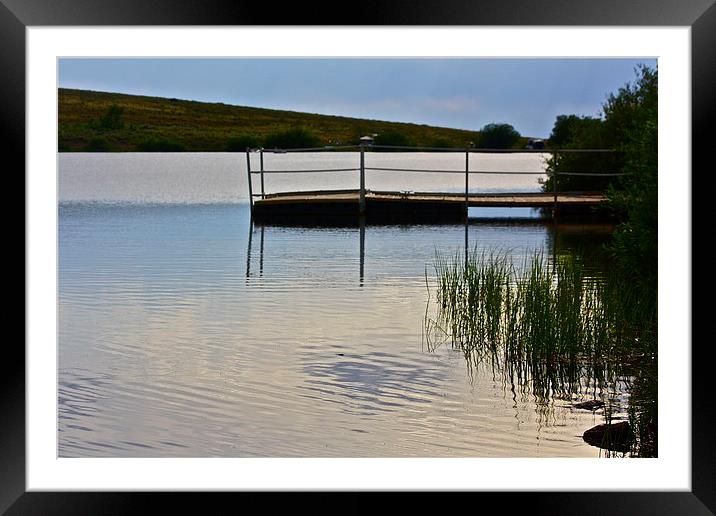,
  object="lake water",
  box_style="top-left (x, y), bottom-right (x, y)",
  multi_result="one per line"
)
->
top-left (58, 152), bottom-right (619, 457)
